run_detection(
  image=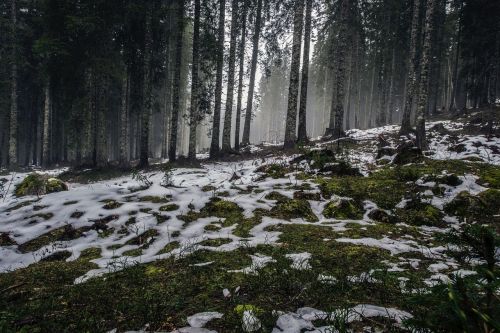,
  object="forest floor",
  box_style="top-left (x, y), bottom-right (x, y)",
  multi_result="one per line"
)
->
top-left (0, 109), bottom-right (499, 332)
